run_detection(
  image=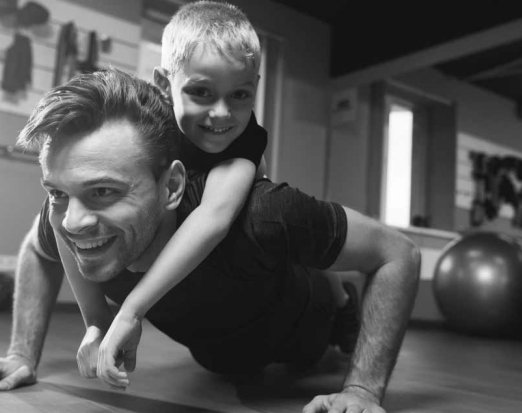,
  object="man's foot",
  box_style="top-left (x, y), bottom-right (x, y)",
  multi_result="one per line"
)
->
top-left (329, 282), bottom-right (360, 354)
